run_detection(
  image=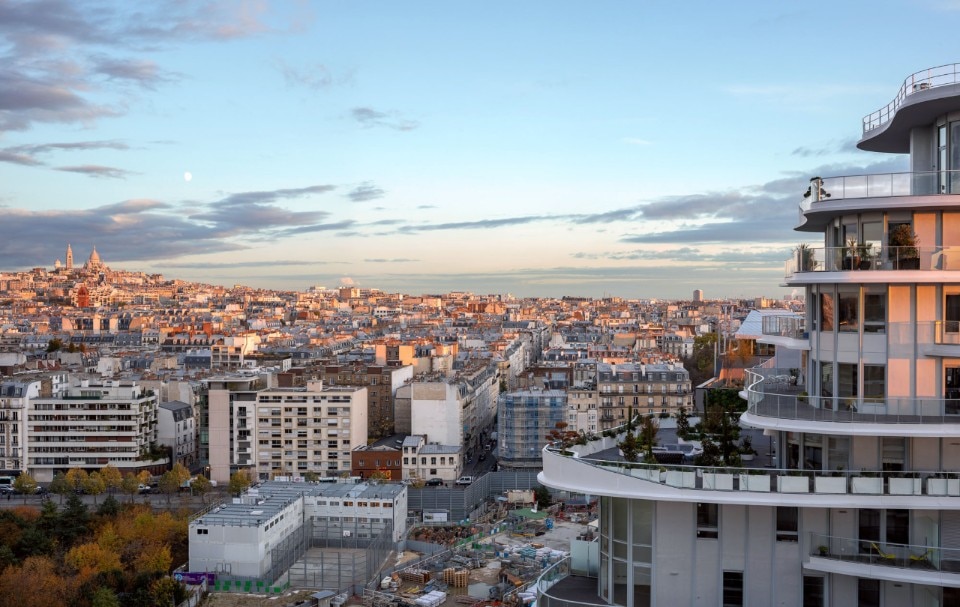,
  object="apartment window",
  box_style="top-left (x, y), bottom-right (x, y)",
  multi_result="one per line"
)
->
top-left (696, 503), bottom-right (718, 539)
top-left (944, 293), bottom-right (960, 335)
top-left (802, 576), bottom-right (824, 607)
top-left (863, 365), bottom-right (885, 403)
top-left (857, 579), bottom-right (880, 607)
top-left (837, 286), bottom-right (858, 332)
top-left (722, 571), bottom-right (743, 607)
top-left (863, 288), bottom-right (886, 333)
top-left (776, 507), bottom-right (799, 542)
top-left (819, 292), bottom-right (834, 331)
